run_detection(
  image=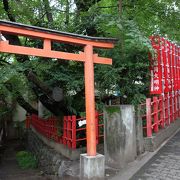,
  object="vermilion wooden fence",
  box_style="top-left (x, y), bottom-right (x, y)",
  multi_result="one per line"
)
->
top-left (147, 35), bottom-right (180, 137)
top-left (27, 112), bottom-right (104, 149)
top-left (30, 114), bottom-right (63, 143)
top-left (141, 92), bottom-right (180, 137)
top-left (63, 112), bottom-right (104, 149)
top-left (26, 92), bottom-right (180, 148)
